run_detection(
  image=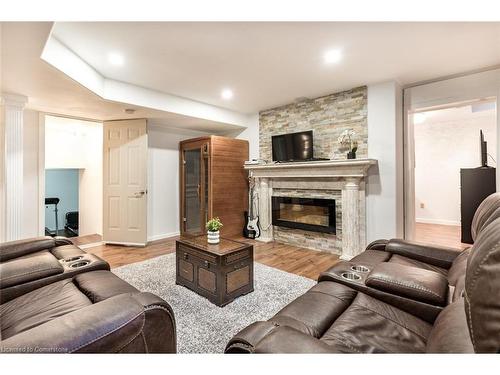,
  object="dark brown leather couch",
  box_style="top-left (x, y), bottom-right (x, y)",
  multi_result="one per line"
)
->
top-left (225, 216), bottom-right (500, 354)
top-left (0, 236), bottom-right (109, 303)
top-left (0, 238), bottom-right (177, 353)
top-left (338, 192), bottom-right (500, 278)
